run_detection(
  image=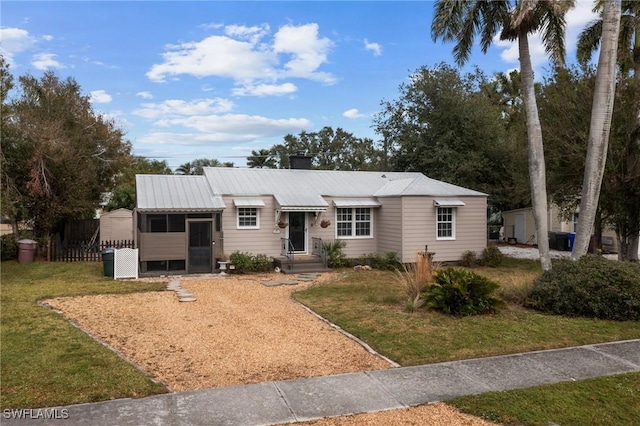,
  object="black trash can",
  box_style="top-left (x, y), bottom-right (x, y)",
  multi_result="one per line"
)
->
top-left (102, 248), bottom-right (115, 277)
top-left (17, 239), bottom-right (37, 264)
top-left (555, 232), bottom-right (570, 251)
